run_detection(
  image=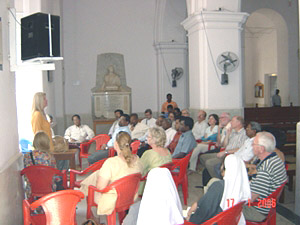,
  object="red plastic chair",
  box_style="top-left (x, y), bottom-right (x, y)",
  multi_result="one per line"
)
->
top-left (208, 142), bottom-right (217, 151)
top-left (246, 180), bottom-right (287, 225)
top-left (171, 150), bottom-right (193, 205)
top-left (79, 134), bottom-right (110, 168)
top-left (23, 190), bottom-right (84, 225)
top-left (87, 173), bottom-right (142, 225)
top-left (108, 140), bottom-right (140, 157)
top-left (21, 165), bottom-right (67, 202)
top-left (131, 140), bottom-right (140, 154)
top-left (68, 158), bottom-right (107, 189)
top-left (184, 201), bottom-right (245, 225)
